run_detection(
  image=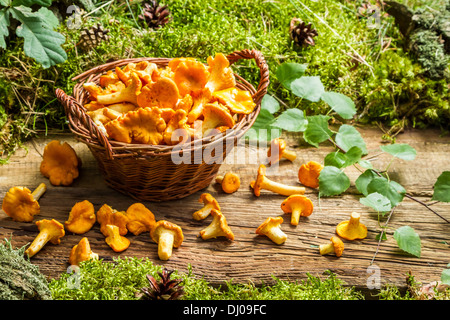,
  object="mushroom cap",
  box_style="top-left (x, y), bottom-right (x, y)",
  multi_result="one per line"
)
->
top-left (99, 70), bottom-right (120, 88)
top-left (298, 161), bottom-right (324, 189)
top-left (105, 107), bottom-right (166, 145)
top-left (136, 76), bottom-right (180, 109)
top-left (105, 224), bottom-right (130, 253)
top-left (336, 212), bottom-right (368, 240)
top-left (36, 219), bottom-right (65, 244)
top-left (163, 109), bottom-right (192, 145)
top-left (199, 209), bottom-right (234, 240)
top-left (280, 195), bottom-right (314, 217)
top-left (267, 138), bottom-right (287, 163)
top-left (126, 203), bottom-right (156, 235)
top-left (2, 186), bottom-right (40, 222)
top-left (64, 200), bottom-right (96, 234)
top-left (201, 102), bottom-right (235, 136)
top-left (330, 236), bottom-right (344, 257)
top-left (96, 204), bottom-right (129, 237)
top-left (212, 87), bottom-right (256, 115)
top-left (252, 164), bottom-right (267, 197)
top-left (219, 172), bottom-right (241, 194)
top-left (205, 53), bottom-right (236, 93)
top-left (172, 58), bottom-right (210, 96)
top-left (69, 237), bottom-right (97, 266)
top-left (150, 220), bottom-right (184, 248)
top-left (40, 140), bottom-right (79, 186)
top-left (187, 88), bottom-right (212, 123)
top-left (97, 72), bottom-right (142, 106)
top-left (199, 193), bottom-right (220, 209)
top-left (255, 216), bottom-right (283, 235)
